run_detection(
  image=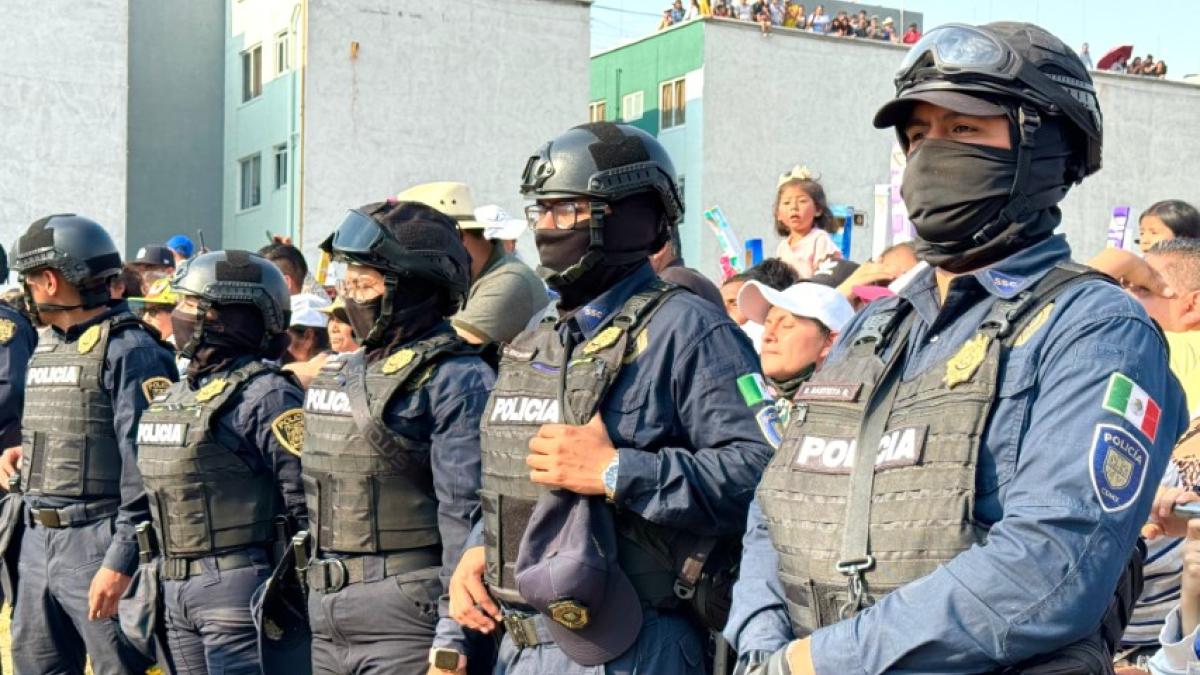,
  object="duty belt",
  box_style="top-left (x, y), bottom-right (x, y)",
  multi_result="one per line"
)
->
top-left (160, 549), bottom-right (264, 581)
top-left (306, 548), bottom-right (441, 594)
top-left (502, 610), bottom-right (548, 649)
top-left (27, 499), bottom-right (120, 529)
